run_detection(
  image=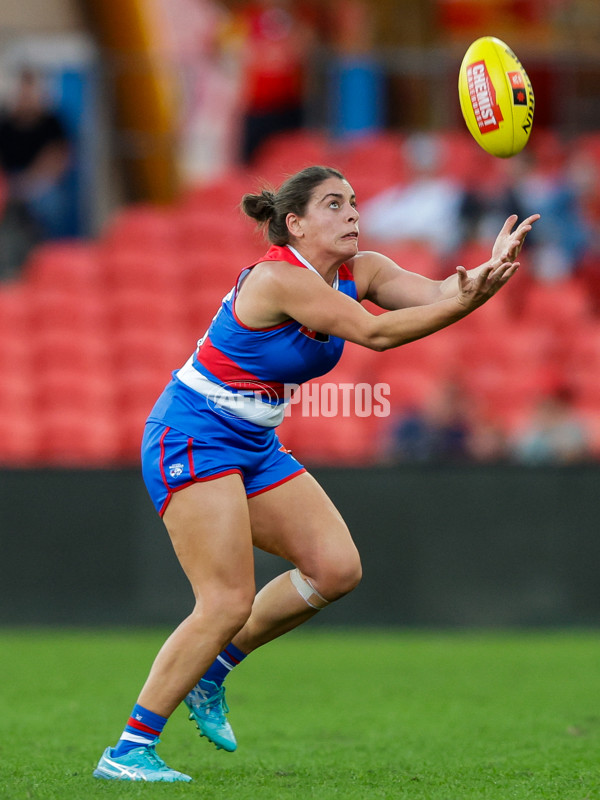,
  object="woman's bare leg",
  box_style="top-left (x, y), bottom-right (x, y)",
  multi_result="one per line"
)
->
top-left (232, 471), bottom-right (362, 654)
top-left (136, 474), bottom-right (256, 717)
